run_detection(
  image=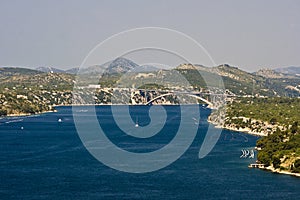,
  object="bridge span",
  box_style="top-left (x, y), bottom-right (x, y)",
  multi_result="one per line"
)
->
top-left (145, 91), bottom-right (225, 107)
